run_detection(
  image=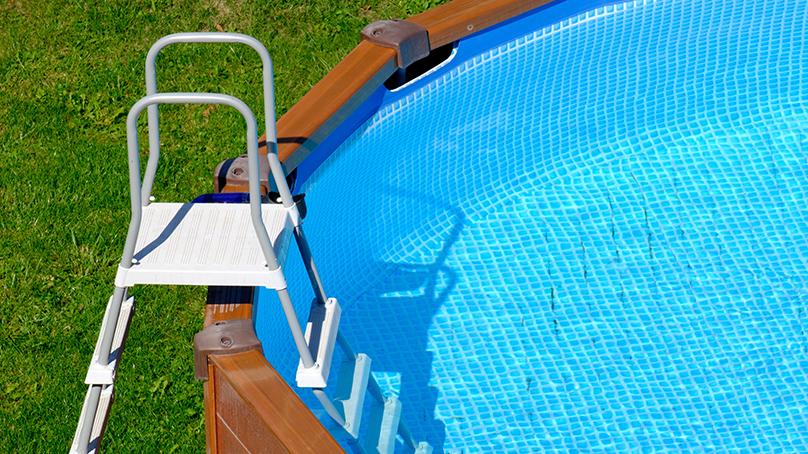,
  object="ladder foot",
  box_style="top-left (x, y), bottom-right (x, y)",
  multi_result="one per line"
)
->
top-left (415, 441), bottom-right (434, 454)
